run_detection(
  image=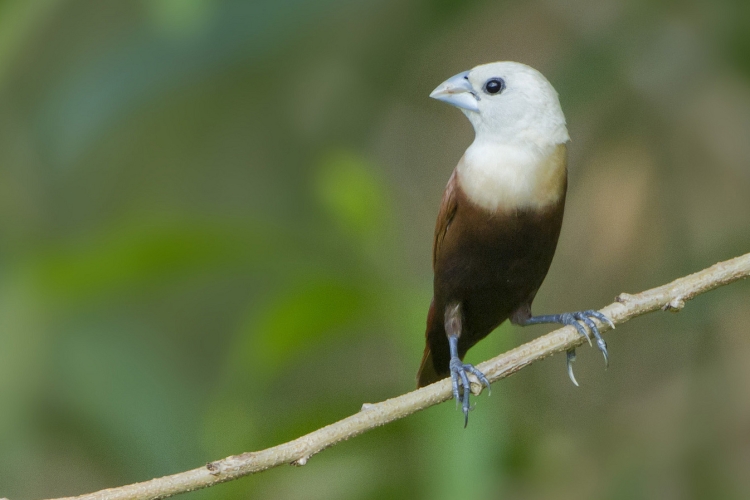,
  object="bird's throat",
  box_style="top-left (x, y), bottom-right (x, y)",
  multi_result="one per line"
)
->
top-left (457, 142), bottom-right (567, 213)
